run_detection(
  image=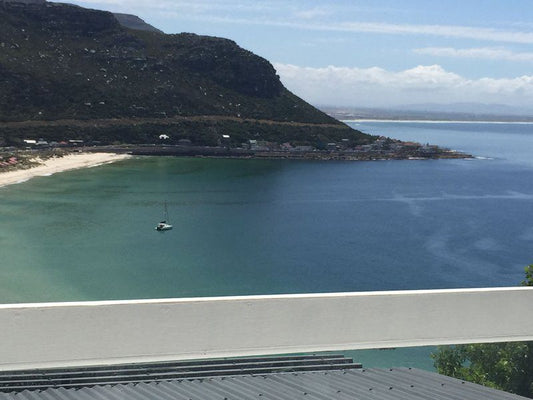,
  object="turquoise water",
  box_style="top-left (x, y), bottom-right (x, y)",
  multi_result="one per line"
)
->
top-left (1, 121), bottom-right (532, 369)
